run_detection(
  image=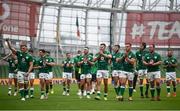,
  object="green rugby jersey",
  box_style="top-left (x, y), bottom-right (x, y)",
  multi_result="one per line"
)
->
top-left (7, 58), bottom-right (18, 73)
top-left (79, 54), bottom-right (93, 74)
top-left (112, 52), bottom-right (123, 70)
top-left (136, 50), bottom-right (148, 70)
top-left (46, 55), bottom-right (55, 72)
top-left (123, 51), bottom-right (136, 72)
top-left (16, 51), bottom-right (33, 72)
top-left (164, 56), bottom-right (177, 72)
top-left (62, 58), bottom-right (74, 73)
top-left (95, 50), bottom-right (111, 70)
top-left (37, 56), bottom-right (51, 73)
top-left (144, 52), bottom-right (161, 72)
